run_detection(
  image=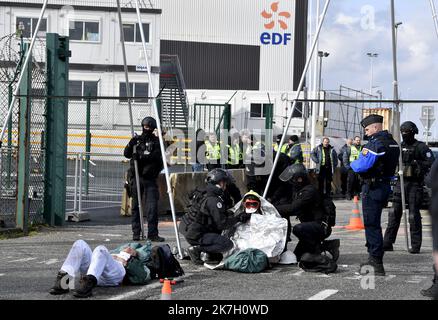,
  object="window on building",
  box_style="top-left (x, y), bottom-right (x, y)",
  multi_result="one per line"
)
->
top-left (119, 82), bottom-right (149, 103)
top-left (122, 23), bottom-right (150, 43)
top-left (69, 80), bottom-right (99, 101)
top-left (250, 103), bottom-right (272, 118)
top-left (16, 17), bottom-right (47, 38)
top-left (69, 21), bottom-right (100, 42)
